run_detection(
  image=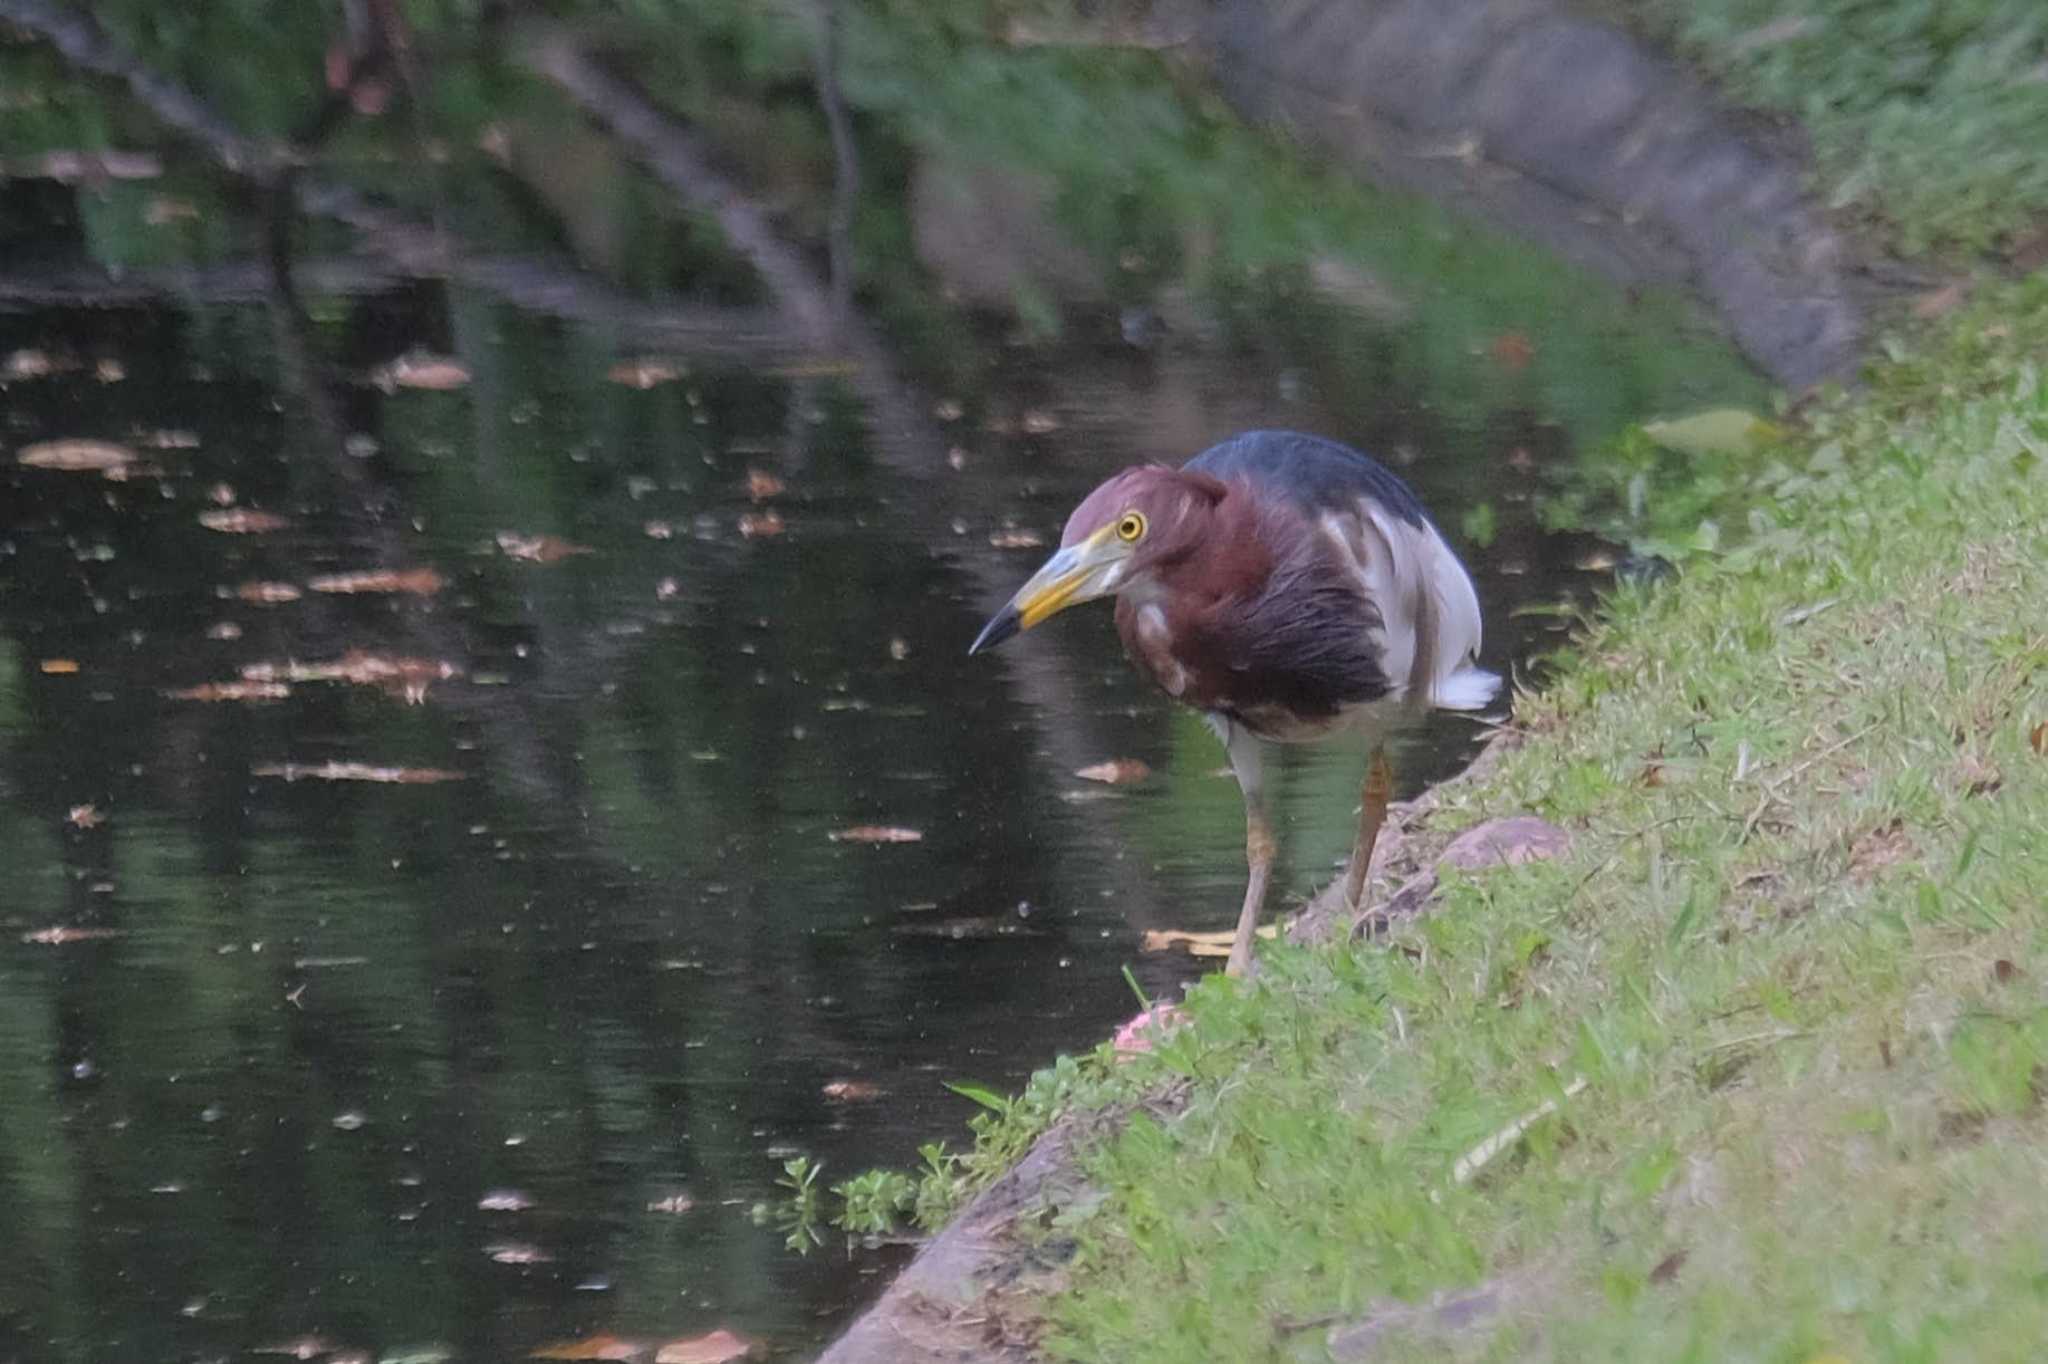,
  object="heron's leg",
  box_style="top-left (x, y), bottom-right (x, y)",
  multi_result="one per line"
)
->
top-left (1339, 746), bottom-right (1393, 912)
top-left (1222, 725), bottom-right (1273, 979)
